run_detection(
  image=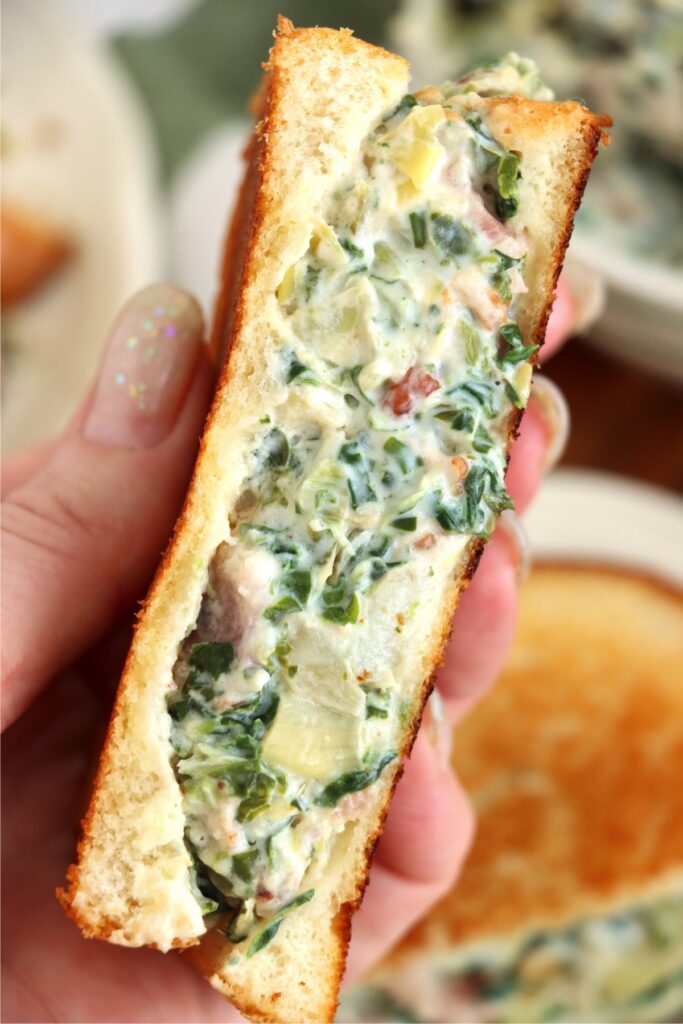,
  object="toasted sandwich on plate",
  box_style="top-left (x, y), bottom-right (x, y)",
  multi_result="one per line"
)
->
top-left (342, 564), bottom-right (683, 1024)
top-left (59, 19), bottom-right (606, 1024)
